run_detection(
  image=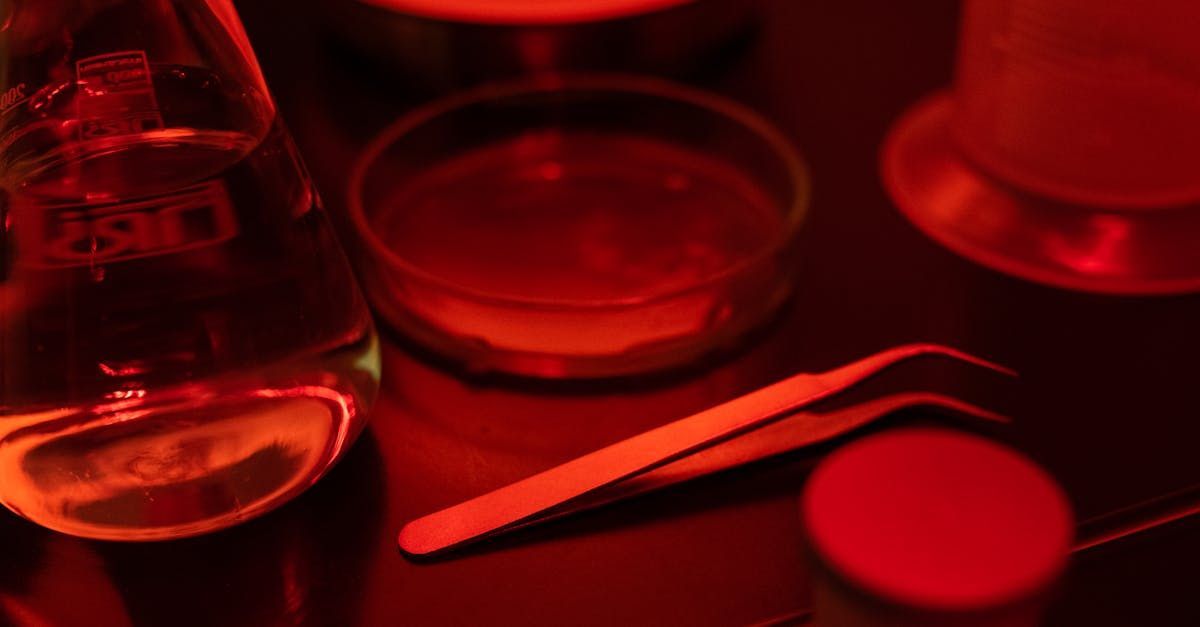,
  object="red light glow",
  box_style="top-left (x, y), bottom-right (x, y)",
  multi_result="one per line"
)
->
top-left (355, 0), bottom-right (694, 25)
